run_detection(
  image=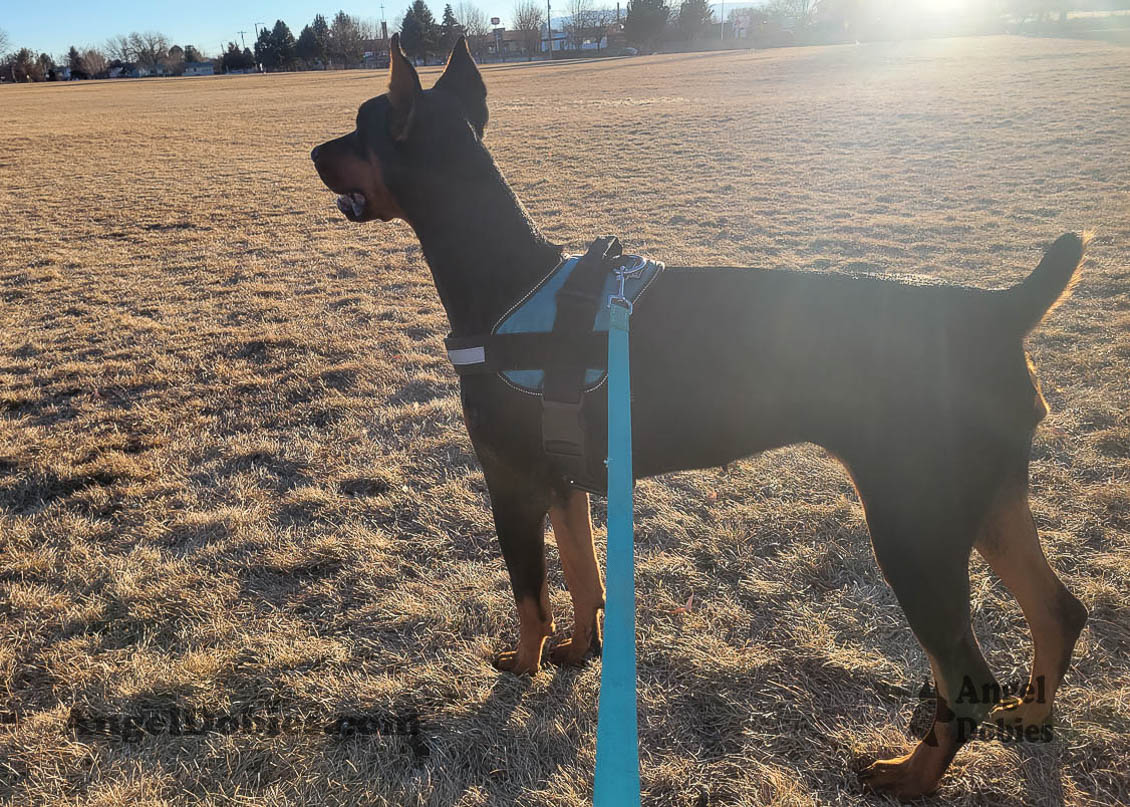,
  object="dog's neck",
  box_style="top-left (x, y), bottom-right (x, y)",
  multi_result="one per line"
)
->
top-left (403, 157), bottom-right (563, 337)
